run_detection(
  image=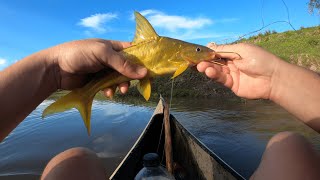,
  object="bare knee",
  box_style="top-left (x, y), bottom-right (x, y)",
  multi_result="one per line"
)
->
top-left (251, 131), bottom-right (320, 180)
top-left (266, 131), bottom-right (308, 149)
top-left (41, 147), bottom-right (106, 180)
